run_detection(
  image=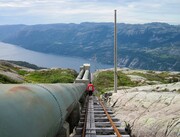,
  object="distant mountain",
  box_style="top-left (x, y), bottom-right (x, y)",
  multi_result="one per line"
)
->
top-left (0, 22), bottom-right (179, 71)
